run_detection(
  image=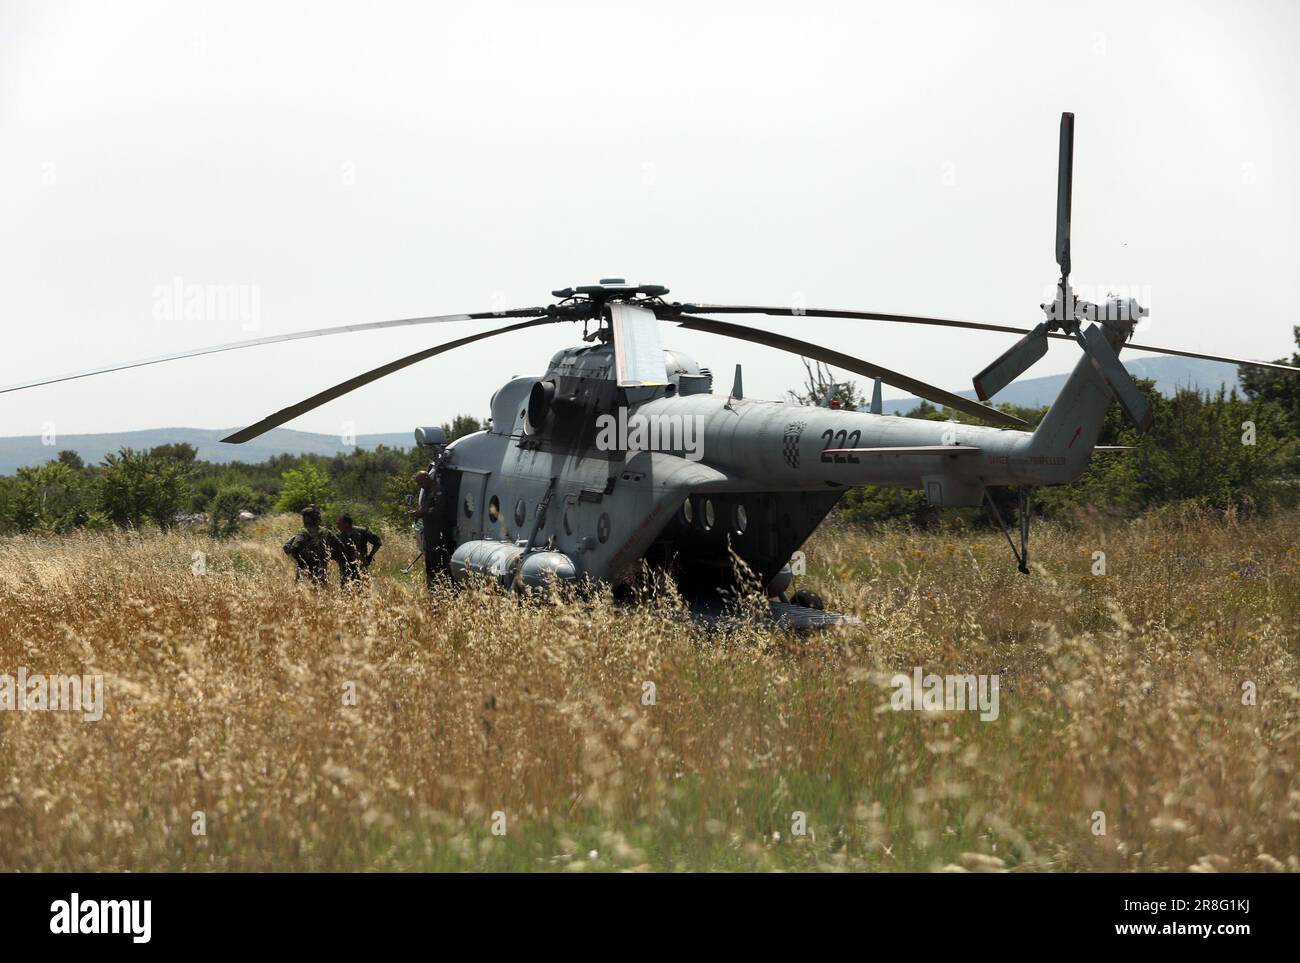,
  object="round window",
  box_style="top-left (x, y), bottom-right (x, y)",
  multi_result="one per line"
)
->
top-left (733, 503), bottom-right (748, 534)
top-left (680, 498), bottom-right (694, 526)
top-left (563, 503), bottom-right (574, 535)
top-left (488, 495), bottom-right (501, 522)
top-left (701, 498), bottom-right (715, 531)
top-left (514, 499), bottom-right (527, 527)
